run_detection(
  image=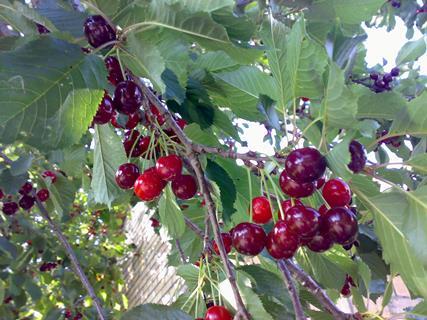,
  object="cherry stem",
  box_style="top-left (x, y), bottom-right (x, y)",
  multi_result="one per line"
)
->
top-left (33, 194), bottom-right (107, 320)
top-left (132, 76), bottom-right (252, 320)
top-left (277, 260), bottom-right (307, 320)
